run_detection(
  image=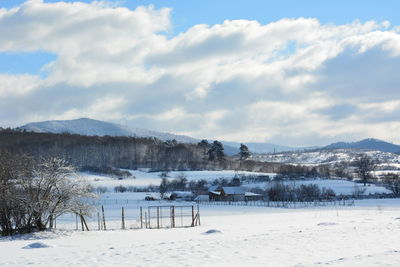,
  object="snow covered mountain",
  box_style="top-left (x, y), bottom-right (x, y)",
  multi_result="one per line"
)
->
top-left (17, 118), bottom-right (298, 155)
top-left (222, 141), bottom-right (298, 154)
top-left (19, 118), bottom-right (199, 143)
top-left (252, 149), bottom-right (400, 166)
top-left (322, 138), bottom-right (400, 154)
